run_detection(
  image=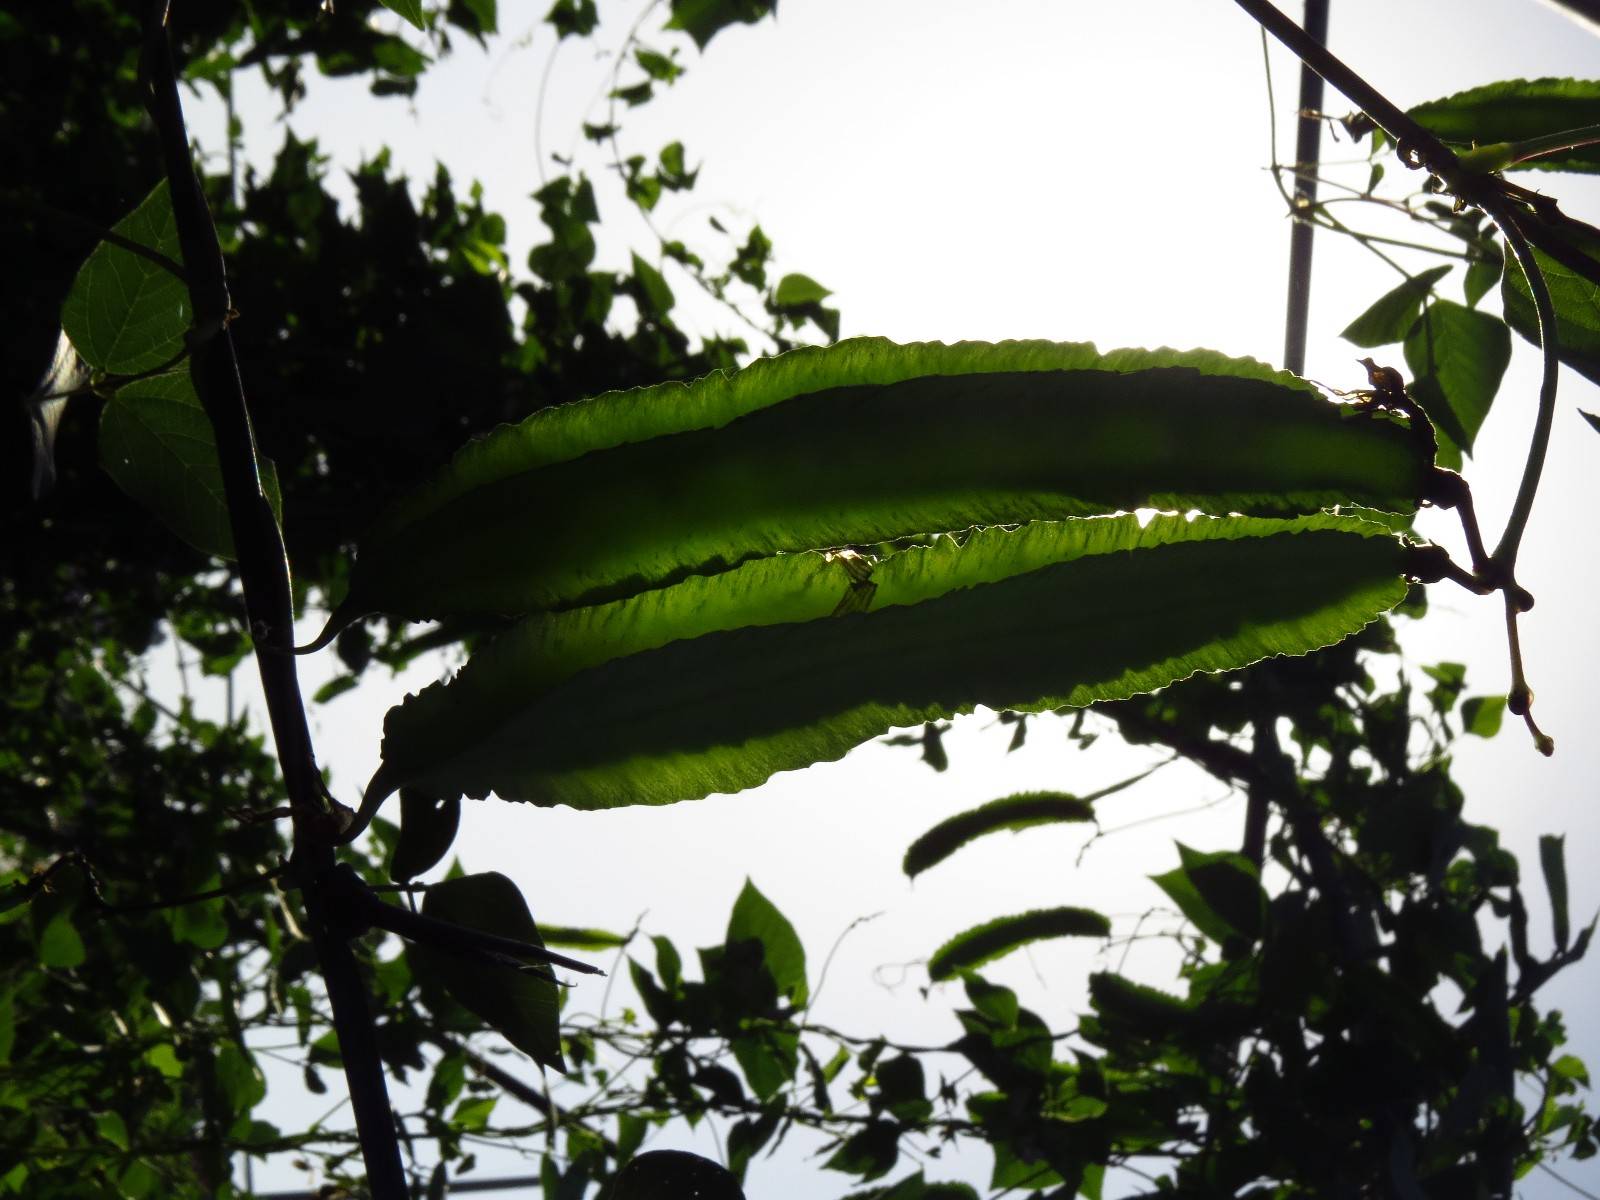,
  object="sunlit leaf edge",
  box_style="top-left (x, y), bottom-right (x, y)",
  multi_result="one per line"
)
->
top-left (330, 338), bottom-right (1430, 628)
top-left (370, 512), bottom-right (1415, 812)
top-left (1386, 77), bottom-right (1600, 173)
top-left (356, 337), bottom-right (1366, 543)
